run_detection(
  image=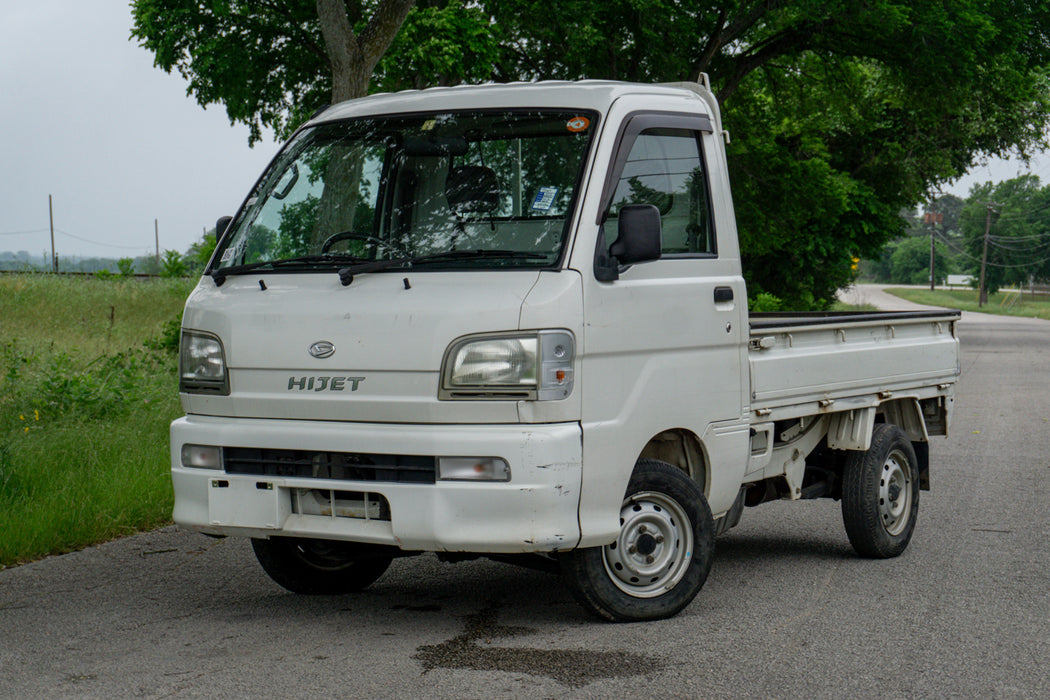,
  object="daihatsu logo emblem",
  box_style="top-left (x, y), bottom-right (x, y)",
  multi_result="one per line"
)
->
top-left (309, 341), bottom-right (336, 359)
